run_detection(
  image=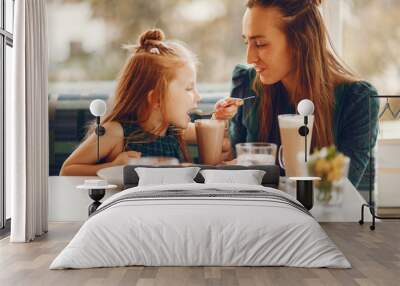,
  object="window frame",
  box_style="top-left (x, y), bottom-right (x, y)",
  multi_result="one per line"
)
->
top-left (0, 0), bottom-right (14, 234)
